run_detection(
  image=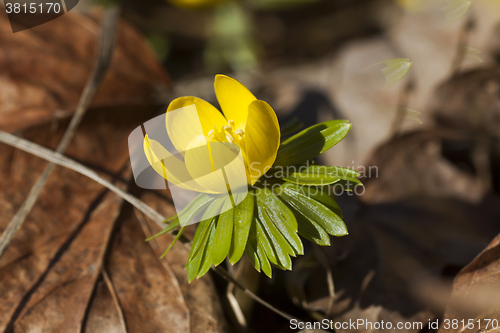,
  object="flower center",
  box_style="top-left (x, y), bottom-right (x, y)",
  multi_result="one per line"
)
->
top-left (208, 119), bottom-right (245, 149)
